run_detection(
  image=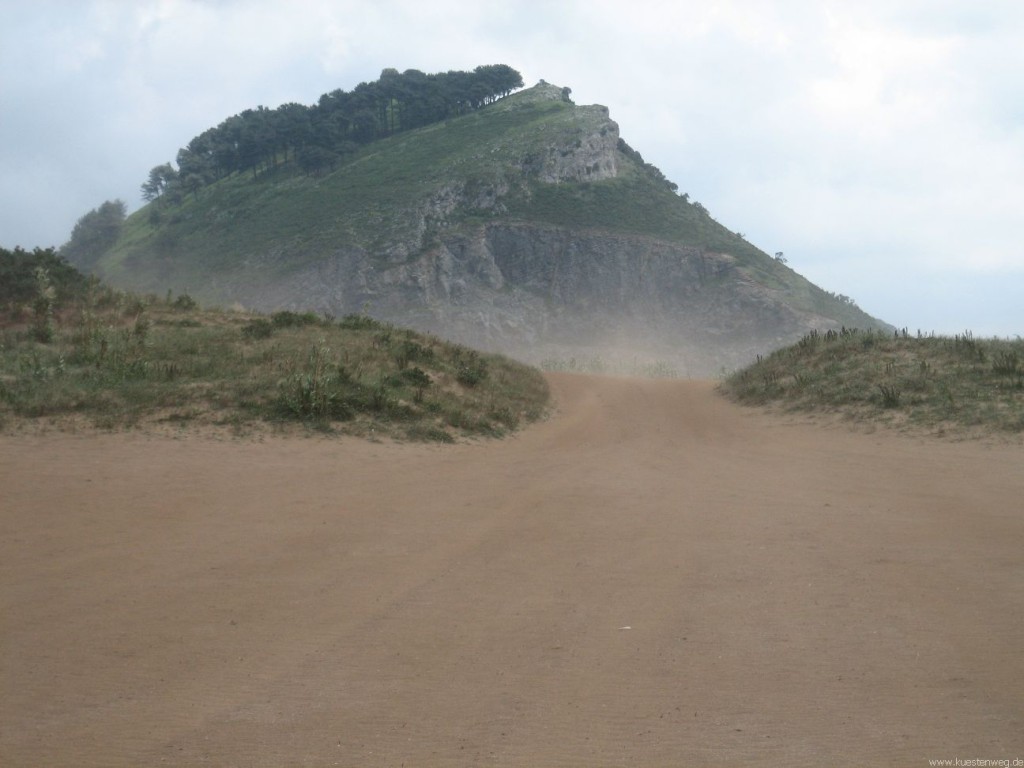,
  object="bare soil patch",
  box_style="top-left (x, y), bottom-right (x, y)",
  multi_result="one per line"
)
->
top-left (2, 373), bottom-right (1022, 766)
